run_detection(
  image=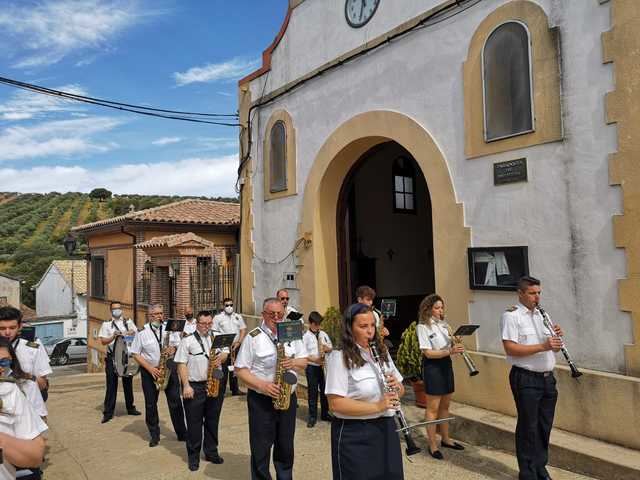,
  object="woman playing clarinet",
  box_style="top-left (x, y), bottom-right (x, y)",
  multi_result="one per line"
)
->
top-left (324, 303), bottom-right (405, 480)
